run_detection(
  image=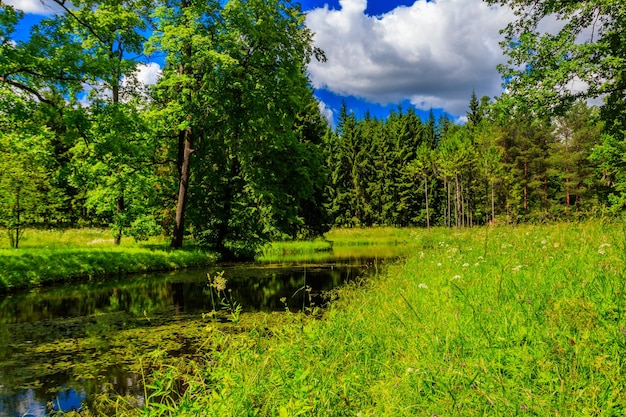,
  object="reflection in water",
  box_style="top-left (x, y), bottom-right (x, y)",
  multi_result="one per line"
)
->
top-left (0, 253), bottom-right (401, 416)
